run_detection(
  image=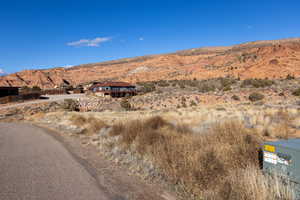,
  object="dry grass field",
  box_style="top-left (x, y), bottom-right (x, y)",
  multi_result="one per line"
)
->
top-left (27, 103), bottom-right (300, 199)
